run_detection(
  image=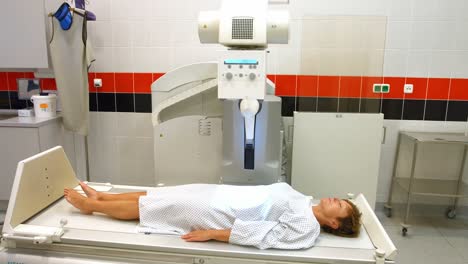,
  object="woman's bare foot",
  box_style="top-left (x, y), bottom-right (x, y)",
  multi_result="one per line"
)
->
top-left (79, 182), bottom-right (100, 200)
top-left (64, 188), bottom-right (94, 215)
